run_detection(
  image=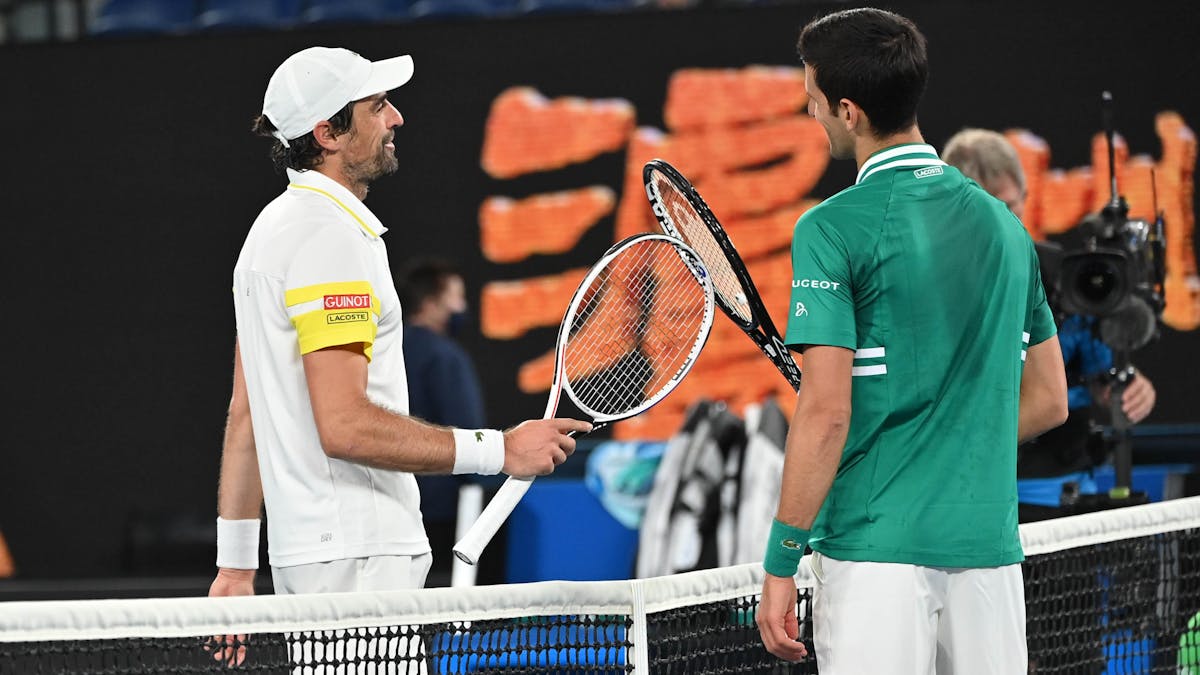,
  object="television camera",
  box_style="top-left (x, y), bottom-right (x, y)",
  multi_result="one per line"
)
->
top-left (1043, 91), bottom-right (1168, 506)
